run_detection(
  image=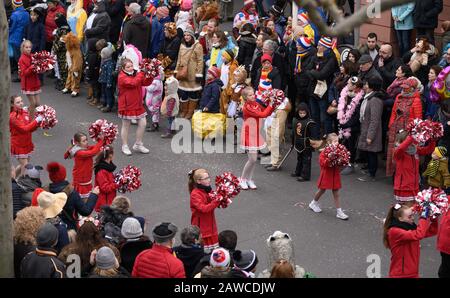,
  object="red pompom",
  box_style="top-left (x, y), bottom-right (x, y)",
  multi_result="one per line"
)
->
top-left (208, 172), bottom-right (240, 209)
top-left (88, 119), bottom-right (118, 145)
top-left (114, 165), bottom-right (142, 193)
top-left (407, 119), bottom-right (443, 143)
top-left (323, 144), bottom-right (351, 167)
top-left (140, 58), bottom-right (162, 80)
top-left (35, 105), bottom-right (58, 129)
top-left (414, 188), bottom-right (449, 219)
top-left (31, 51), bottom-right (56, 74)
